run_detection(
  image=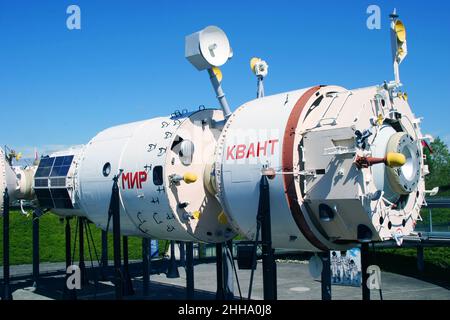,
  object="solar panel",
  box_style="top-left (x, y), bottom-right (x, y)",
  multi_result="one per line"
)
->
top-left (54, 157), bottom-right (64, 166)
top-left (35, 157), bottom-right (55, 178)
top-left (50, 188), bottom-right (73, 209)
top-left (50, 156), bottom-right (73, 177)
top-left (34, 178), bottom-right (48, 187)
top-left (34, 155), bottom-right (75, 209)
top-left (39, 157), bottom-right (55, 167)
top-left (34, 189), bottom-right (55, 208)
top-left (63, 156), bottom-right (73, 165)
